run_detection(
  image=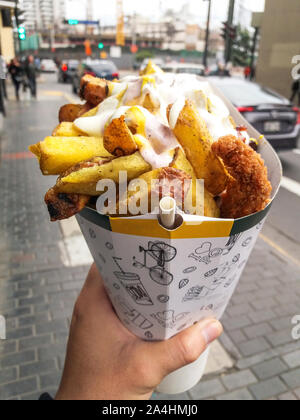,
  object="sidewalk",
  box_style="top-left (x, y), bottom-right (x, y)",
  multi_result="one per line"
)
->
top-left (1, 87), bottom-right (300, 400)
